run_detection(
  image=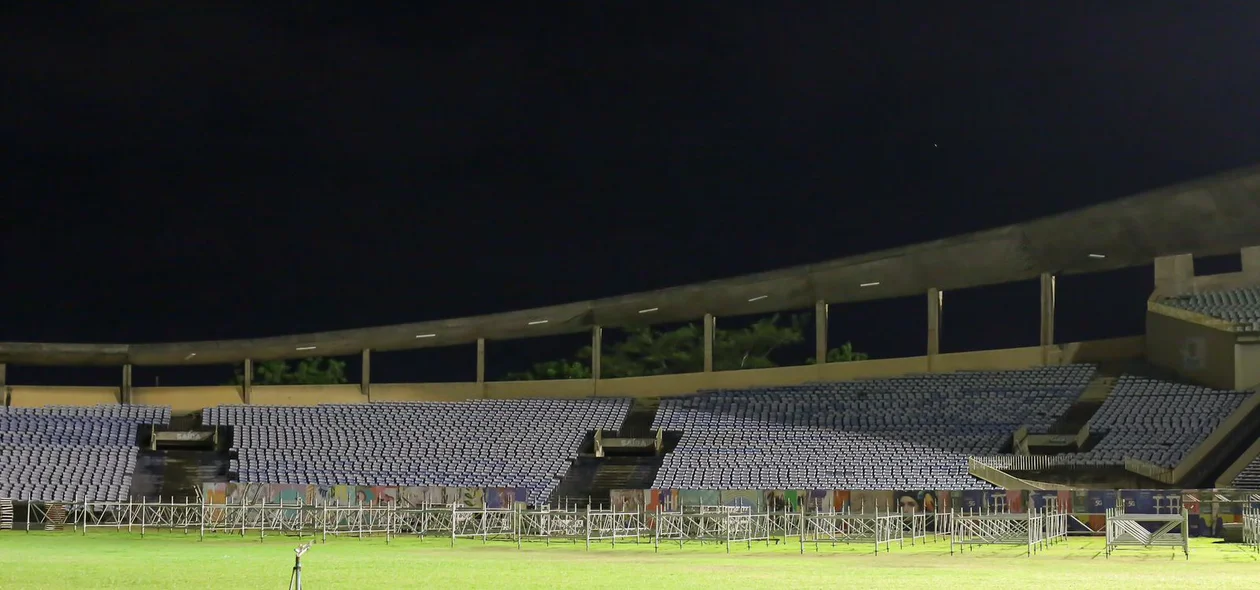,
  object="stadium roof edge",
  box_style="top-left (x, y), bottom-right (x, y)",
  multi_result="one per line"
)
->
top-left (5, 163), bottom-right (1260, 366)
